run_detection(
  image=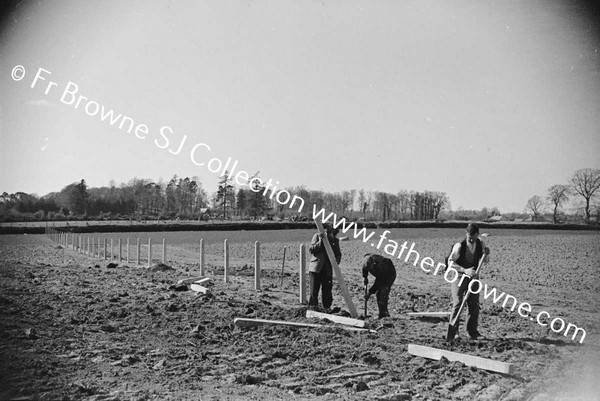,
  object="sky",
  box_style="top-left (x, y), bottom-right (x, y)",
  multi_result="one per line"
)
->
top-left (0, 0), bottom-right (599, 213)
